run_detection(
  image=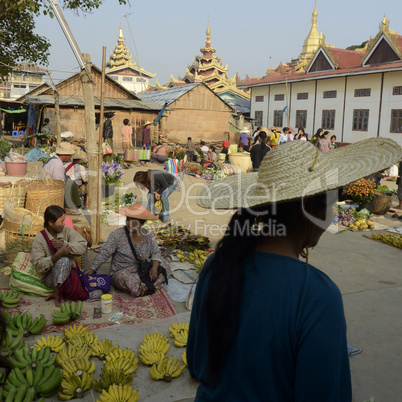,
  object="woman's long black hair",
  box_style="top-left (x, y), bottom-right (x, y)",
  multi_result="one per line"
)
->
top-left (203, 202), bottom-right (300, 383)
top-left (44, 206), bottom-right (65, 228)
